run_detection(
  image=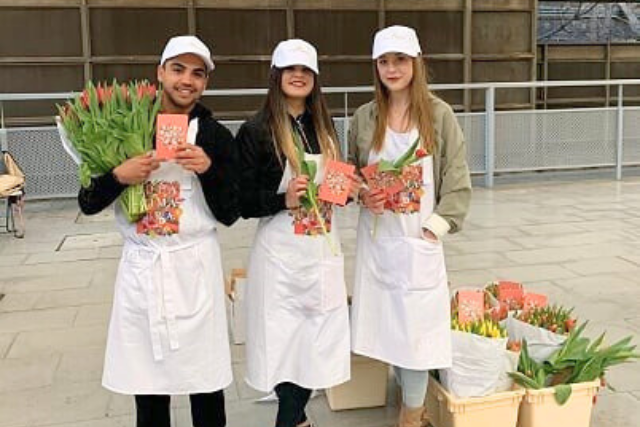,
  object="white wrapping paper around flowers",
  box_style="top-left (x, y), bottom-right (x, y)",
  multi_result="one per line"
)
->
top-left (55, 116), bottom-right (82, 165)
top-left (440, 330), bottom-right (511, 398)
top-left (503, 316), bottom-right (566, 363)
